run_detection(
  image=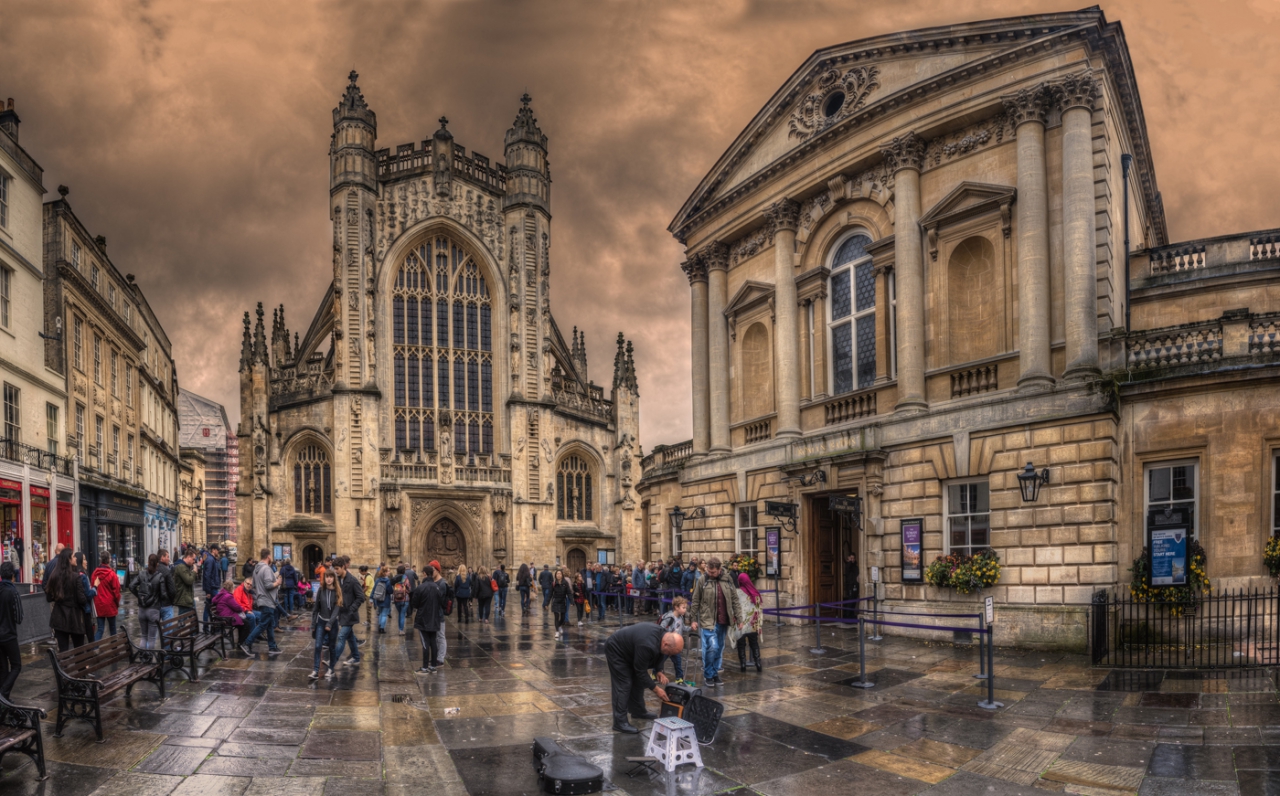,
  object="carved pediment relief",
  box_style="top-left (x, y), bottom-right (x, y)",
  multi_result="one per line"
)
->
top-left (919, 182), bottom-right (1015, 259)
top-left (724, 280), bottom-right (775, 341)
